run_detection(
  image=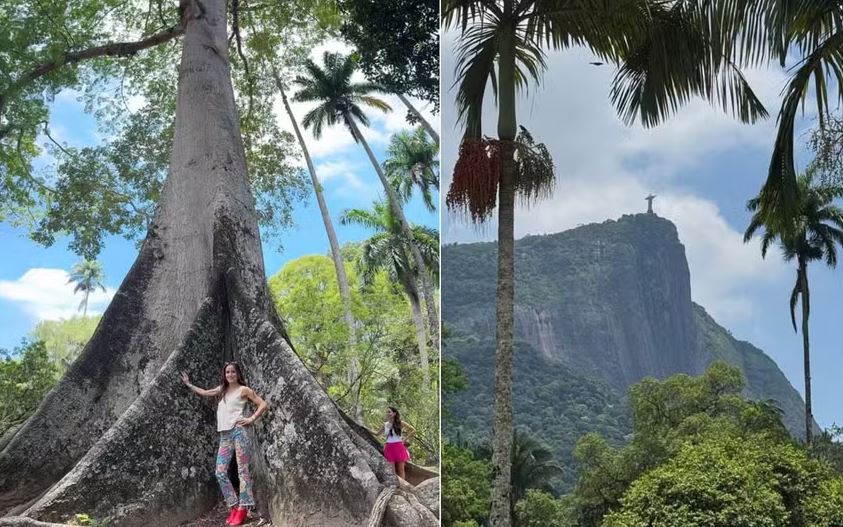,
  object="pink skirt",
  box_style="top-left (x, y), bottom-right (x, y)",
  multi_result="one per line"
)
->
top-left (383, 441), bottom-right (411, 463)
